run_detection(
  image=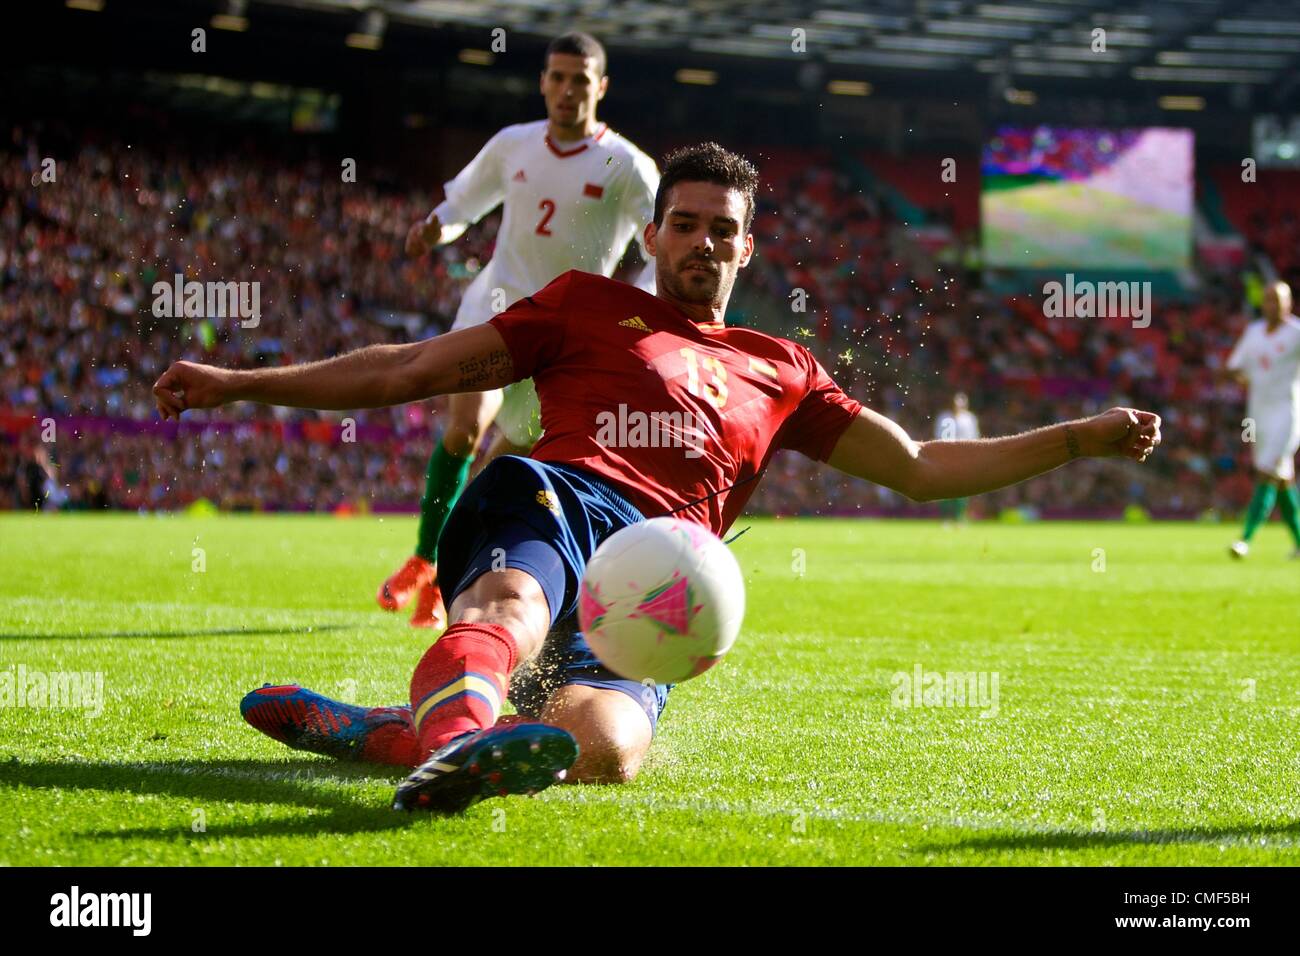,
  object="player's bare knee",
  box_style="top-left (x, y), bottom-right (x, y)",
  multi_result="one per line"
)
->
top-left (570, 740), bottom-right (645, 785)
top-left (541, 684), bottom-right (651, 785)
top-left (565, 716), bottom-right (649, 783)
